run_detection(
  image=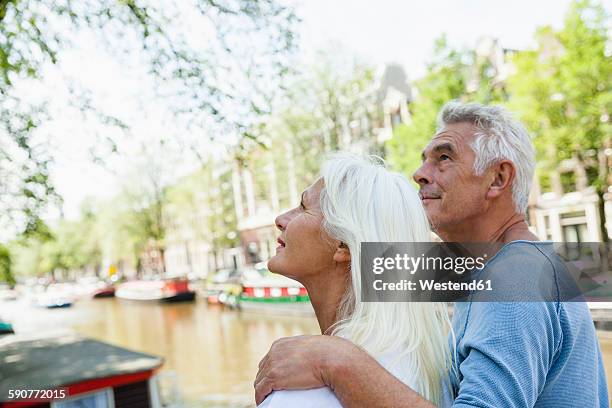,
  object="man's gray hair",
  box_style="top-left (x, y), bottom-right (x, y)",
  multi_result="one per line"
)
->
top-left (437, 101), bottom-right (535, 214)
